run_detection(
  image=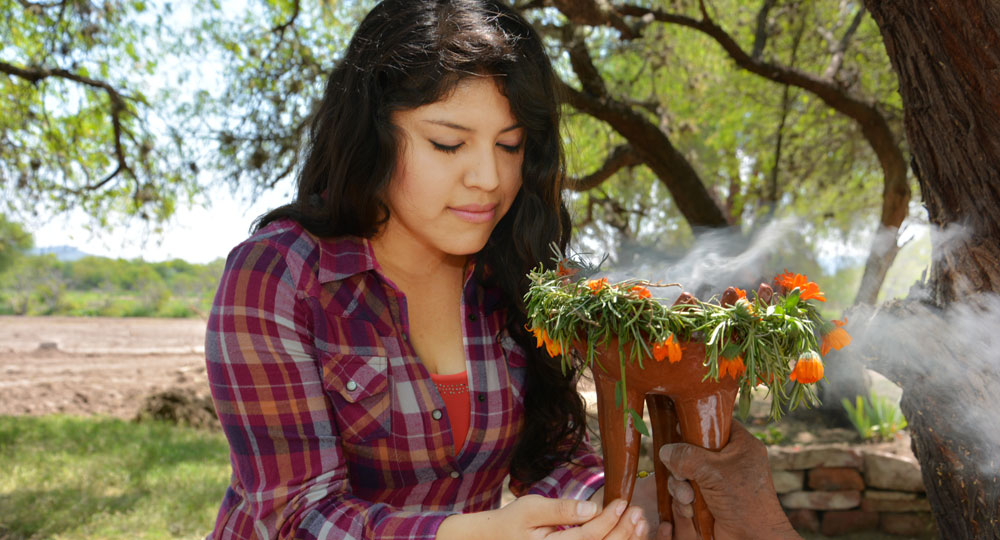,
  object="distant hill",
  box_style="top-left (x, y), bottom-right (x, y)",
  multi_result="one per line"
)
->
top-left (32, 245), bottom-right (92, 262)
